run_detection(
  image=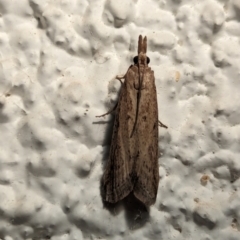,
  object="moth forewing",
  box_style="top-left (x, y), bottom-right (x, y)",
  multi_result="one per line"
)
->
top-left (133, 66), bottom-right (159, 206)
